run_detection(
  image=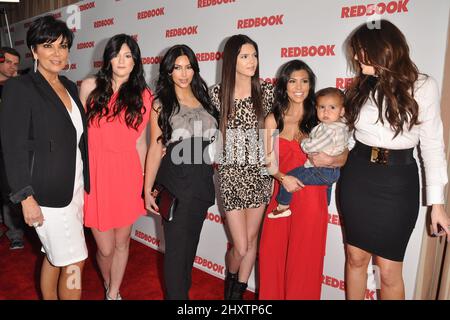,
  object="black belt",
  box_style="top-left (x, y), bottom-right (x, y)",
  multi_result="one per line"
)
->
top-left (352, 141), bottom-right (415, 166)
